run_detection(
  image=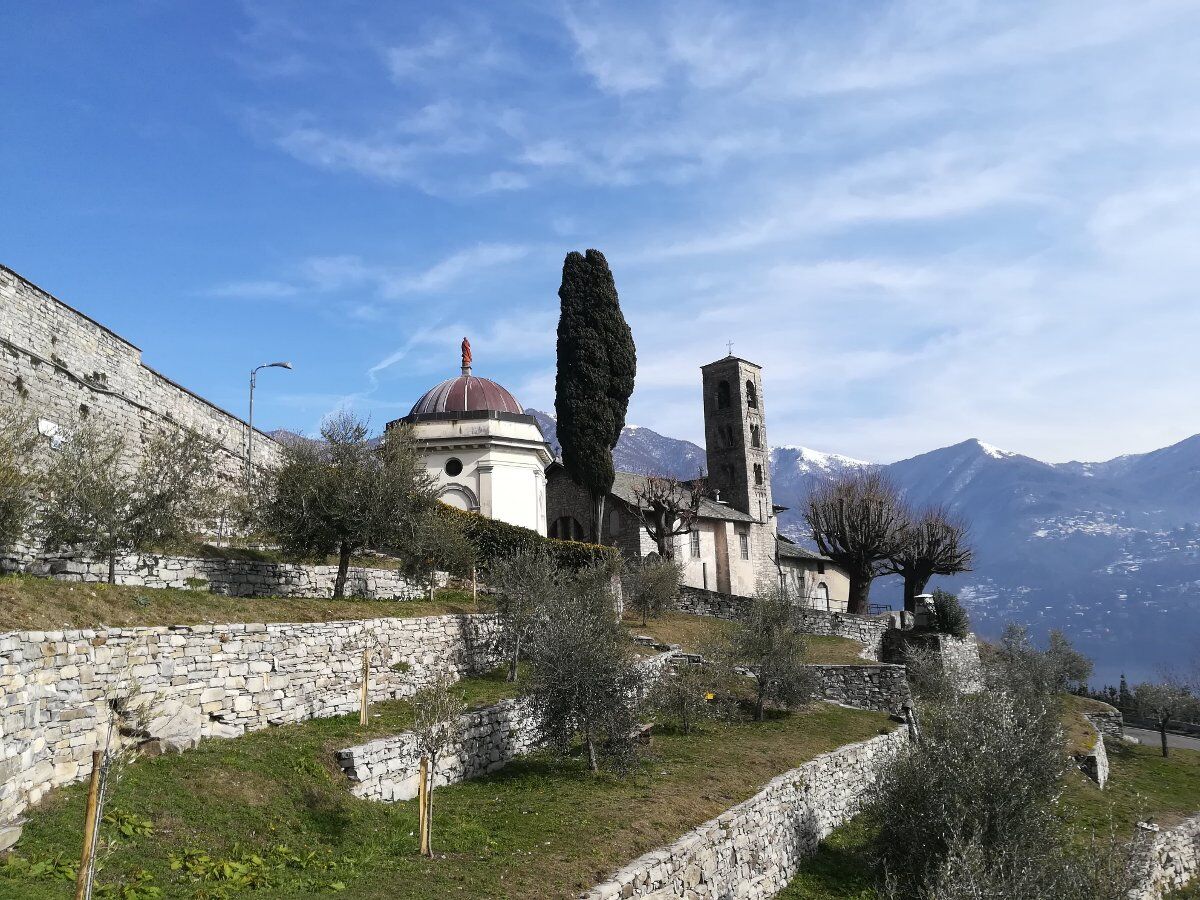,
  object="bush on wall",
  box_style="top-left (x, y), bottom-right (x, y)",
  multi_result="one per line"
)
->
top-left (439, 505), bottom-right (619, 573)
